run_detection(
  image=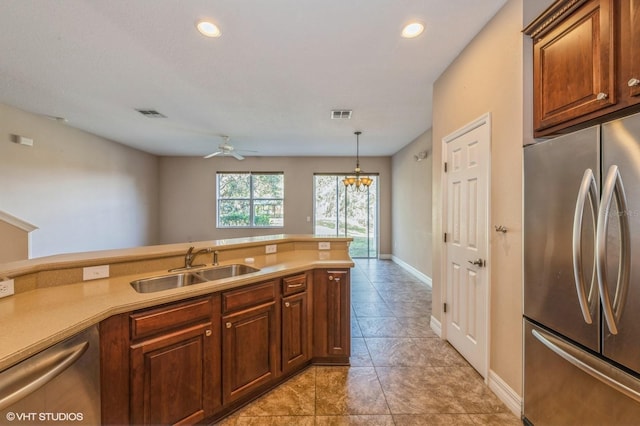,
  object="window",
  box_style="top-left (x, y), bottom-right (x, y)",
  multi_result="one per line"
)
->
top-left (217, 172), bottom-right (284, 228)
